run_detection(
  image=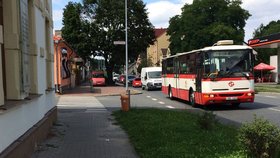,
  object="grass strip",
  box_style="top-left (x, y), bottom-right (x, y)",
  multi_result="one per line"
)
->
top-left (255, 84), bottom-right (280, 93)
top-left (113, 108), bottom-right (246, 158)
